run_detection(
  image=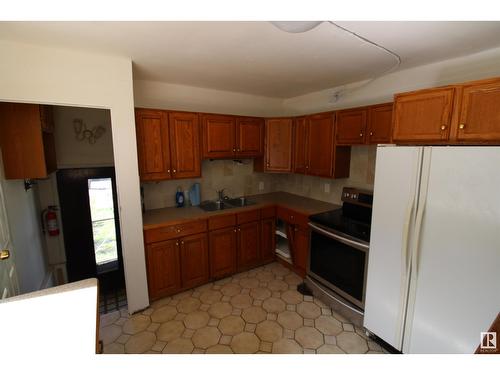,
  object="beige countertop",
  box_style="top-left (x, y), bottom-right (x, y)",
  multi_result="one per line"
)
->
top-left (142, 191), bottom-right (340, 230)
